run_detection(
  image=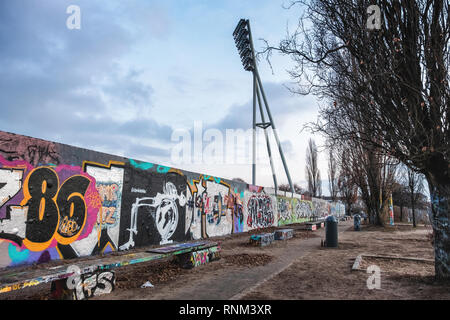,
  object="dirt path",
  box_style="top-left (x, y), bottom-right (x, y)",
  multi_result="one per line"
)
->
top-left (93, 223), bottom-right (338, 300)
